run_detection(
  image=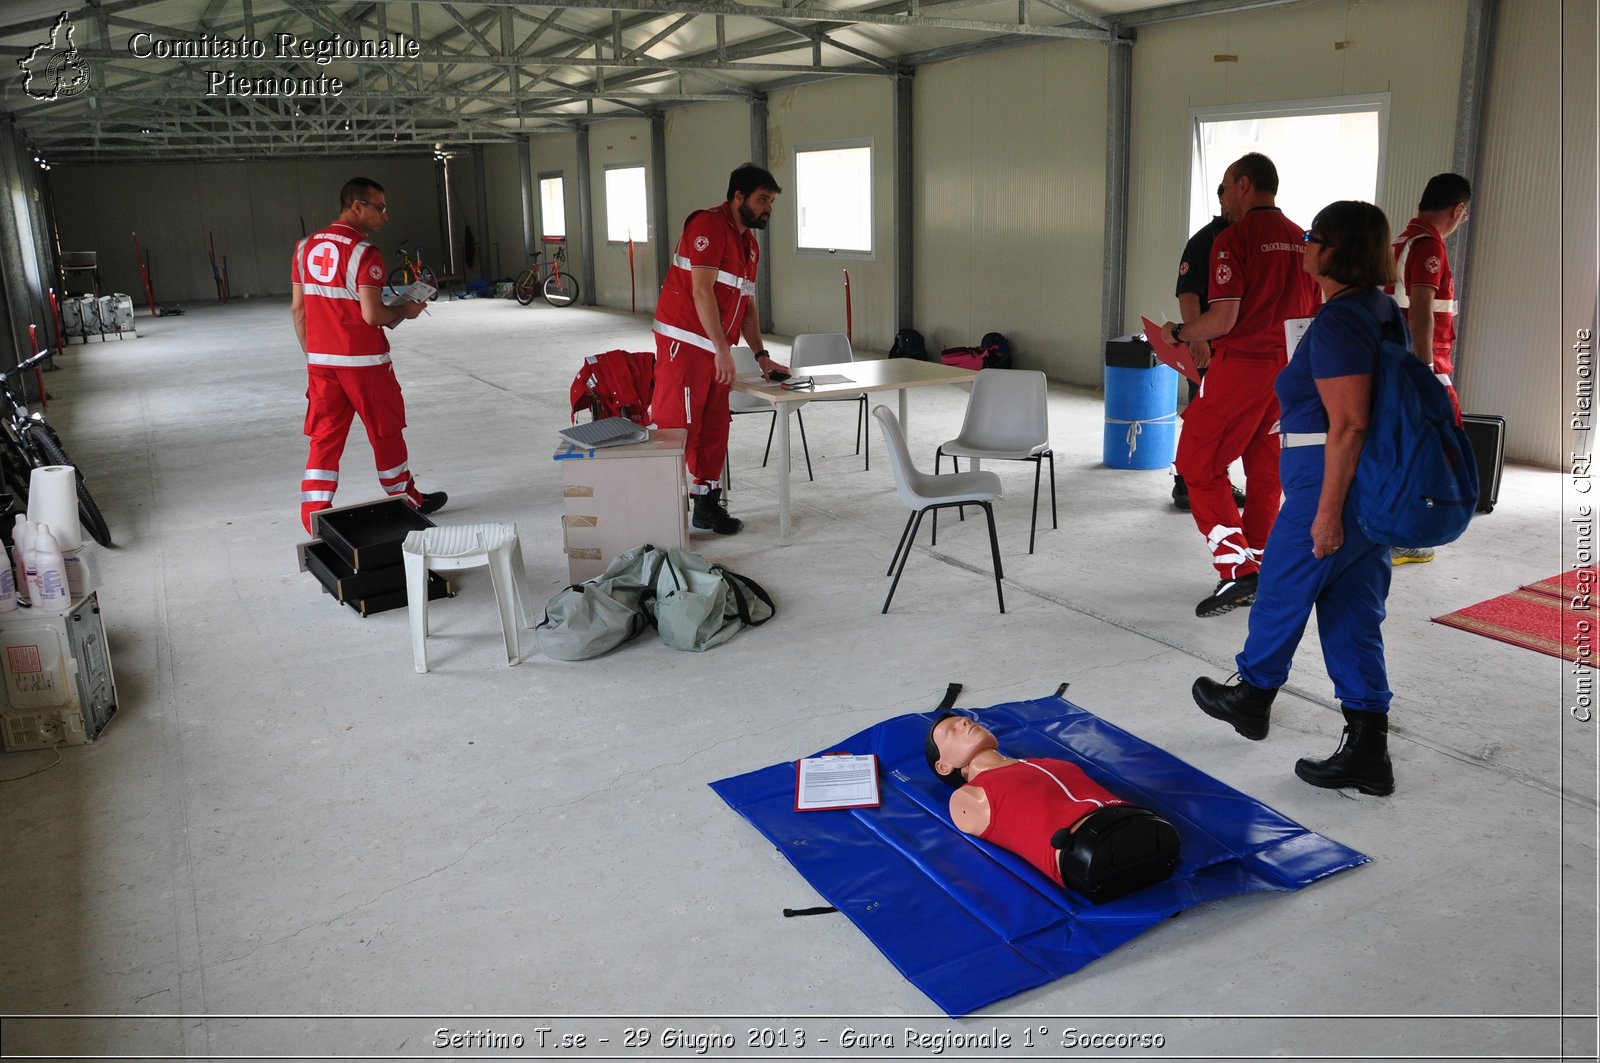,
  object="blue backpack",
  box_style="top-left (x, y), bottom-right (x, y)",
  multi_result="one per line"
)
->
top-left (1349, 303), bottom-right (1478, 548)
